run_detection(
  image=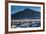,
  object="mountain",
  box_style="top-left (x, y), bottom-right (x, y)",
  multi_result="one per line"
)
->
top-left (11, 8), bottom-right (40, 20)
